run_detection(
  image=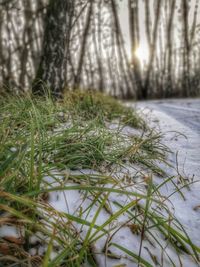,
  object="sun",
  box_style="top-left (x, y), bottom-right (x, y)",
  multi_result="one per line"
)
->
top-left (134, 45), bottom-right (150, 67)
